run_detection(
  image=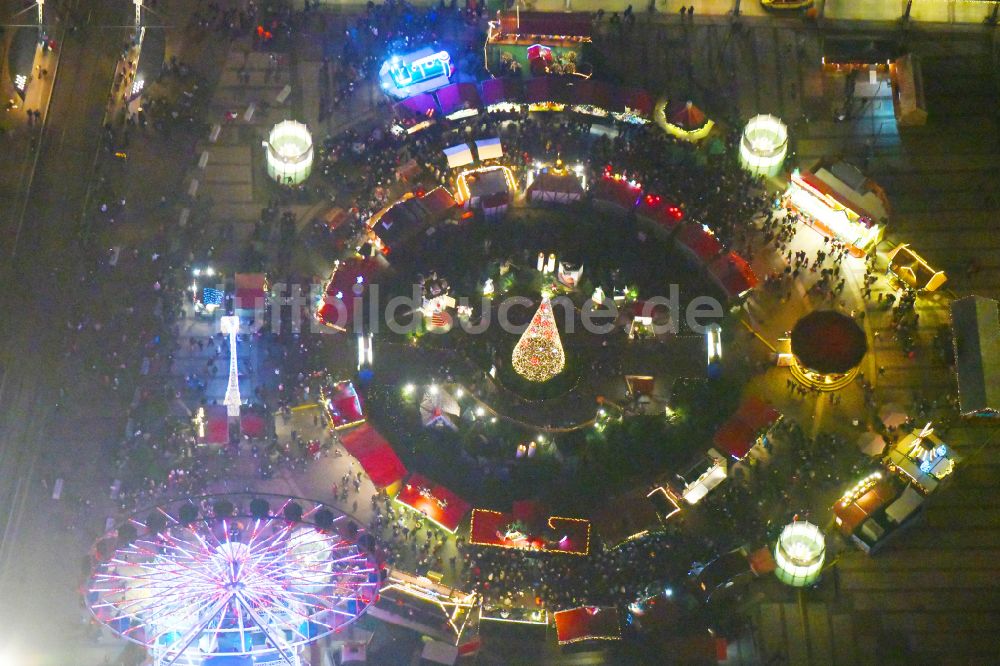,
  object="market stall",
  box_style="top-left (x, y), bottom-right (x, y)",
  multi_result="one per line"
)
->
top-left (435, 82), bottom-right (481, 119)
top-left (234, 272), bottom-right (267, 315)
top-left (469, 505), bottom-right (591, 555)
top-left (479, 77), bottom-right (524, 112)
top-left (485, 11), bottom-right (592, 79)
top-left (677, 224), bottom-right (724, 266)
top-left (883, 423), bottom-right (958, 494)
top-left (315, 257), bottom-right (381, 332)
top-left (784, 161), bottom-right (888, 257)
top-left (591, 171), bottom-right (641, 213)
top-left (950, 295), bottom-right (1000, 417)
top-left (340, 424), bottom-right (408, 490)
top-left (320, 380), bottom-right (365, 430)
top-left (614, 88), bottom-right (654, 123)
top-left (368, 187), bottom-right (456, 256)
top-left (455, 165), bottom-right (516, 211)
top-left (370, 567), bottom-right (480, 651)
top-left (635, 193), bottom-right (685, 240)
top-left (379, 47), bottom-right (453, 100)
top-left (886, 243), bottom-right (947, 292)
top-left (553, 606), bottom-right (621, 645)
top-left (193, 404), bottom-right (230, 445)
top-left (712, 396), bottom-right (782, 461)
top-left (526, 161), bottom-right (585, 204)
top-left (673, 449), bottom-right (729, 505)
top-left (395, 474), bottom-right (471, 533)
top-left (833, 471), bottom-right (924, 554)
top-left (707, 252), bottom-right (759, 302)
